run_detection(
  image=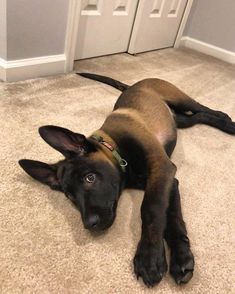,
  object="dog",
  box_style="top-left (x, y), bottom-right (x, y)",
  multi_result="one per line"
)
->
top-left (19, 73), bottom-right (235, 287)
